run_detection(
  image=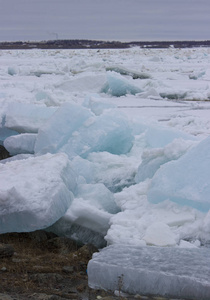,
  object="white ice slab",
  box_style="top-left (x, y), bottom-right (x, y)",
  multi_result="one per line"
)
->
top-left (4, 133), bottom-right (37, 155)
top-left (0, 153), bottom-right (76, 233)
top-left (5, 103), bottom-right (57, 133)
top-left (88, 244), bottom-right (210, 300)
